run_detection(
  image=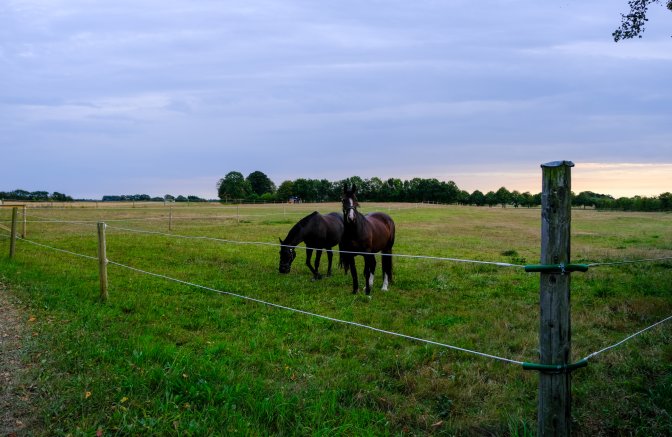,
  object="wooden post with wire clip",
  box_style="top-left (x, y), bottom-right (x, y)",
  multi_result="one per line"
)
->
top-left (536, 160), bottom-right (576, 436)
